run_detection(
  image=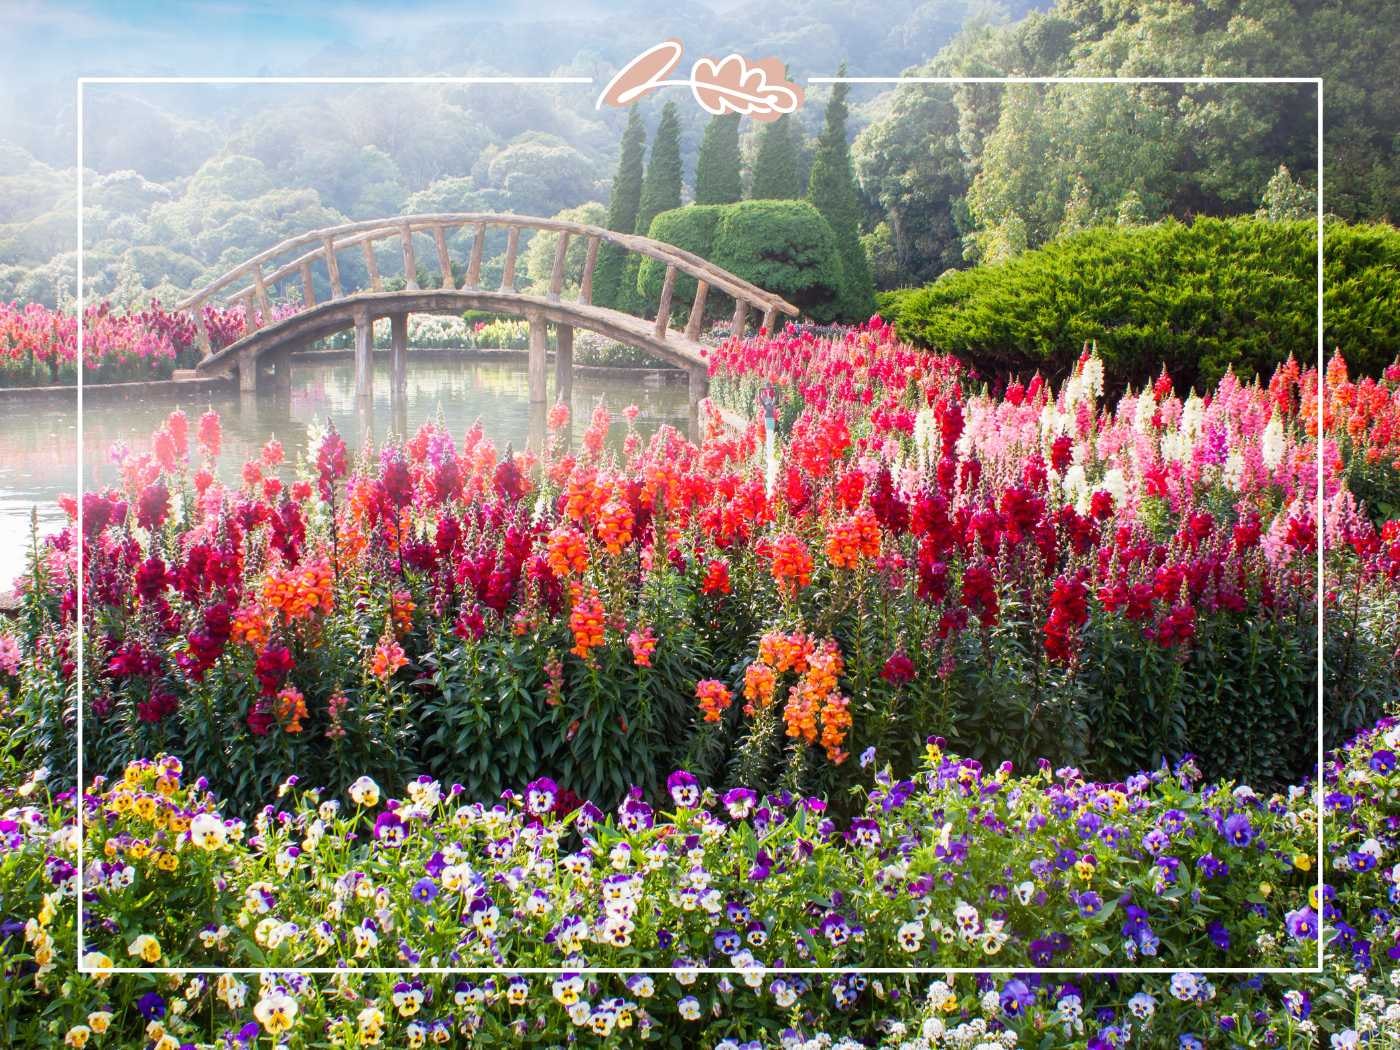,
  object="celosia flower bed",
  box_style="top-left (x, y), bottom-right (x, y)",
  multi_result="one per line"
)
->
top-left (0, 300), bottom-right (252, 386)
top-left (1, 715), bottom-right (1397, 1046)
